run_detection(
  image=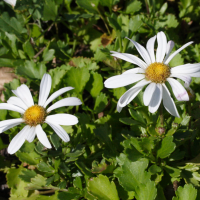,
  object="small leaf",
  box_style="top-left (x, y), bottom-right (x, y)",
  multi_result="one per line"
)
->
top-left (19, 170), bottom-right (37, 183)
top-left (94, 93), bottom-right (108, 113)
top-left (16, 60), bottom-right (46, 79)
top-left (23, 40), bottom-right (35, 59)
top-left (50, 134), bottom-right (60, 150)
top-left (37, 162), bottom-right (55, 173)
top-left (88, 174), bottom-right (119, 200)
top-left (65, 67), bottom-right (90, 94)
top-left (42, 49), bottom-right (55, 62)
top-left (157, 136), bottom-right (176, 159)
top-left (173, 184), bottom-right (197, 200)
top-left (125, 0), bottom-right (142, 14)
top-left (43, 0), bottom-right (58, 21)
top-left (73, 177), bottom-right (82, 190)
top-left (85, 71), bottom-right (103, 98)
top-left (76, 0), bottom-right (99, 14)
